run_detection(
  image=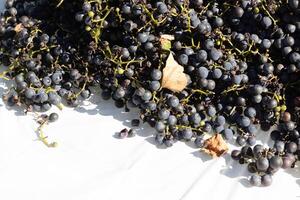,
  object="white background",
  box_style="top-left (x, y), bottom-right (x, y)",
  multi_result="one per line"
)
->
top-left (0, 2), bottom-right (299, 200)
